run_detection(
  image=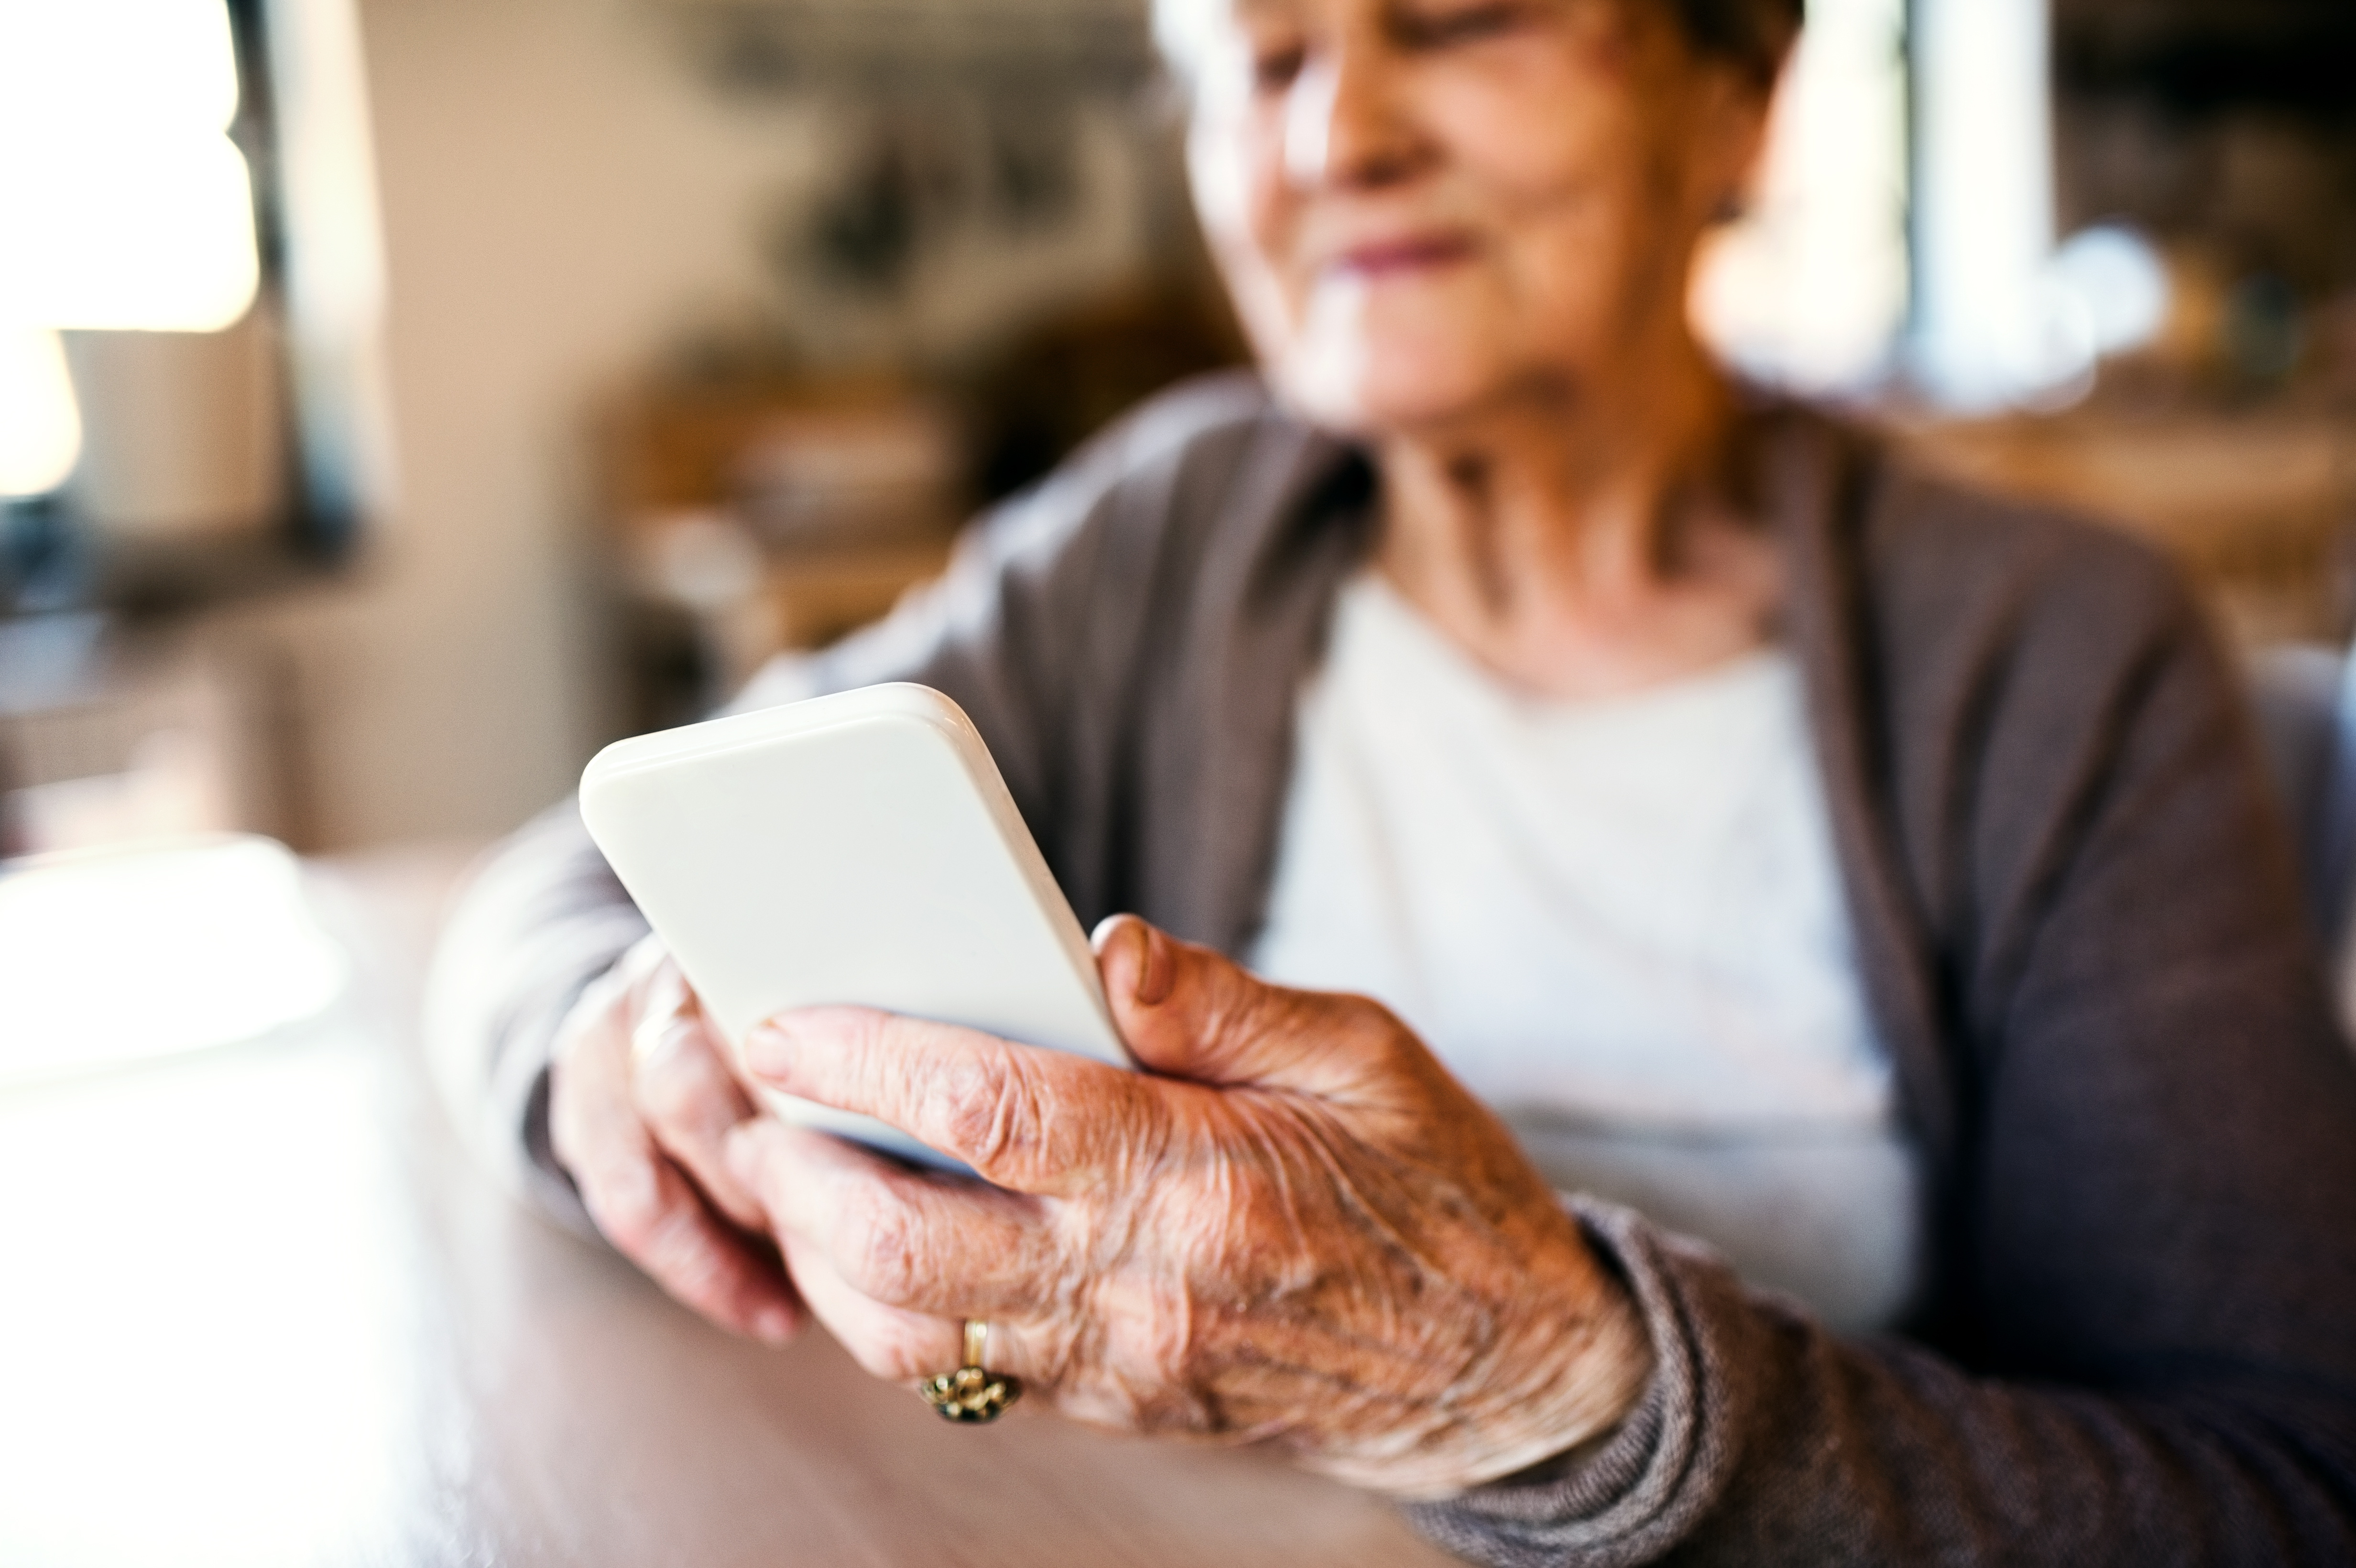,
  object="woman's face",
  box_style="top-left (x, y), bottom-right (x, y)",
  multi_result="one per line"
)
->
top-left (1178, 0), bottom-right (1769, 436)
